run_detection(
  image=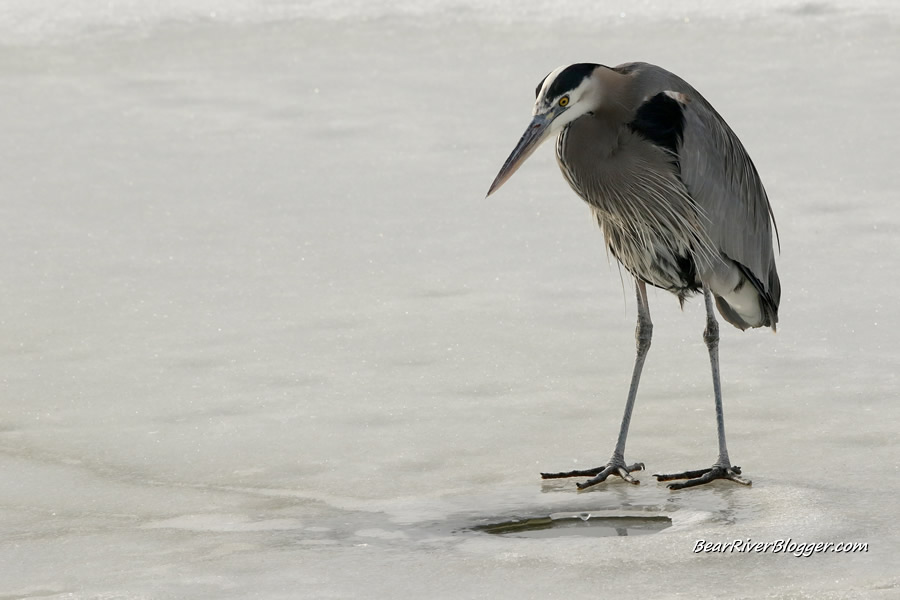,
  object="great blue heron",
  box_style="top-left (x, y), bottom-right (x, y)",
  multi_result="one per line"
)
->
top-left (487, 62), bottom-right (780, 490)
